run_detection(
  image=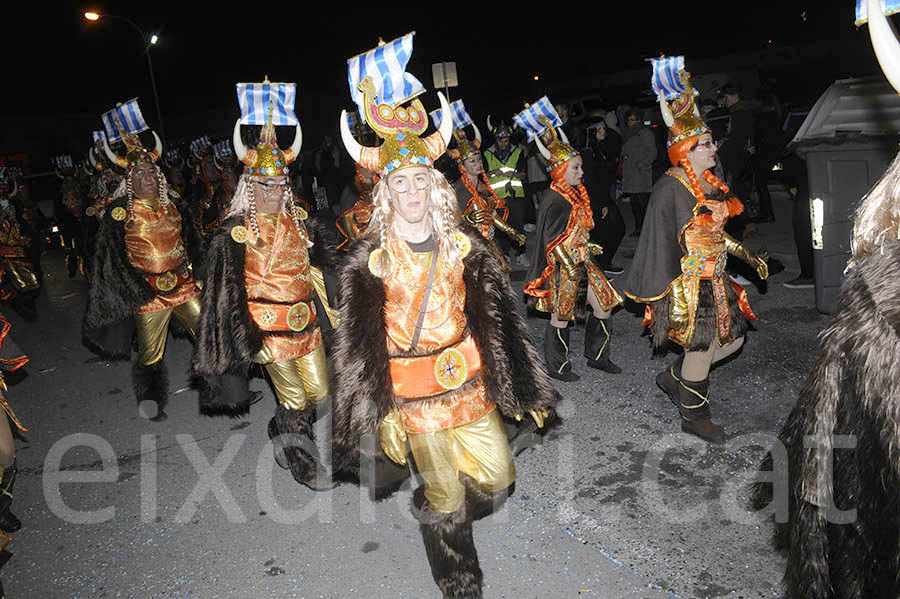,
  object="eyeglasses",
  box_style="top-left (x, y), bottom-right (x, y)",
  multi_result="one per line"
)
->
top-left (257, 180), bottom-right (290, 190)
top-left (695, 140), bottom-right (717, 151)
